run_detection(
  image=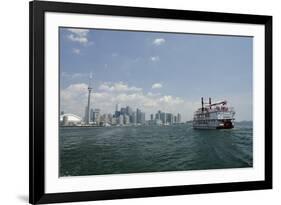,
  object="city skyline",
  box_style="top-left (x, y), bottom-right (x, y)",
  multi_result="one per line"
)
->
top-left (77, 104), bottom-right (182, 126)
top-left (61, 102), bottom-right (182, 122)
top-left (60, 27), bottom-right (253, 121)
